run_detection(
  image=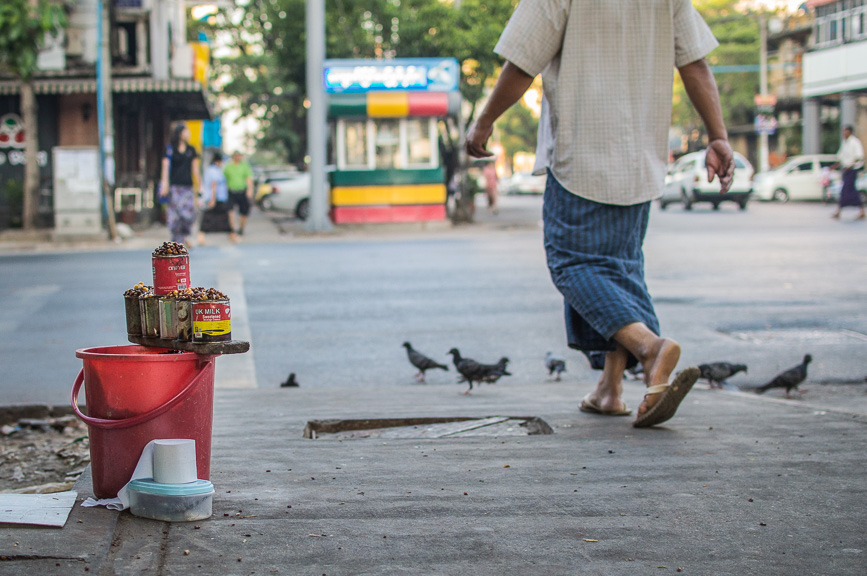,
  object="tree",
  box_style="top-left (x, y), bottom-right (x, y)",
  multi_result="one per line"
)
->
top-left (202, 0), bottom-right (517, 166)
top-left (0, 0), bottom-right (66, 229)
top-left (672, 0), bottom-right (764, 138)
